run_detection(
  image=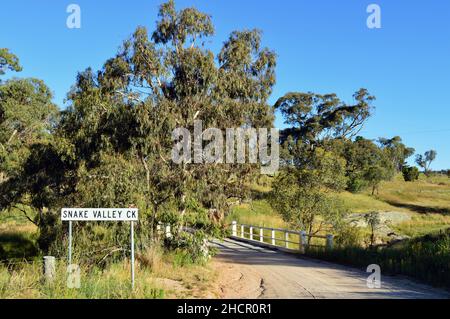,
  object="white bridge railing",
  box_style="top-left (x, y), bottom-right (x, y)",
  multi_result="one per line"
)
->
top-left (230, 221), bottom-right (334, 252)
